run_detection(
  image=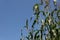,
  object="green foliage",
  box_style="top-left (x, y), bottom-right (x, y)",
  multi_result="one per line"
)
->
top-left (20, 0), bottom-right (60, 40)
